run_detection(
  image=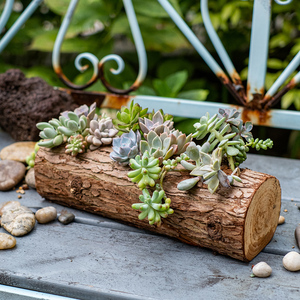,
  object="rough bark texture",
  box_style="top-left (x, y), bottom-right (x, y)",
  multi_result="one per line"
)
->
top-left (0, 69), bottom-right (77, 141)
top-left (35, 146), bottom-right (281, 261)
